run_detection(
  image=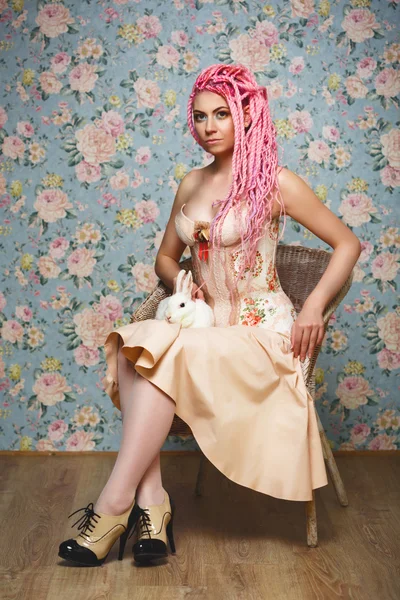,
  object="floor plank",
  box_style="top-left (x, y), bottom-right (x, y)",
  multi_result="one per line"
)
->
top-left (0, 454), bottom-right (399, 600)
